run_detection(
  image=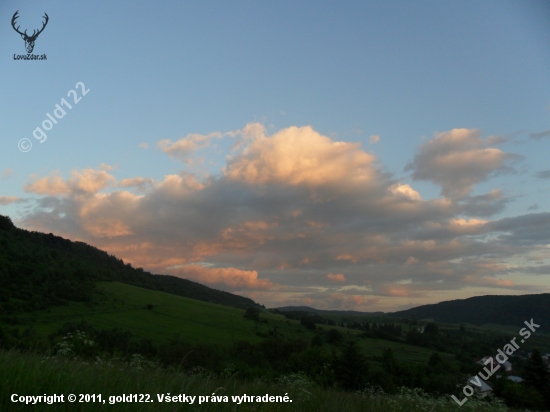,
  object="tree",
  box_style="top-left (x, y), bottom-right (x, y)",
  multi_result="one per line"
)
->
top-left (326, 328), bottom-right (343, 345)
top-left (428, 352), bottom-right (442, 368)
top-left (0, 215), bottom-right (15, 231)
top-left (424, 322), bottom-right (439, 335)
top-left (493, 375), bottom-right (545, 410)
top-left (300, 315), bottom-right (316, 330)
top-left (382, 348), bottom-right (397, 373)
top-left (311, 334), bottom-right (323, 347)
top-left (523, 349), bottom-right (550, 407)
top-left (337, 341), bottom-right (368, 390)
top-left (244, 307), bottom-right (260, 321)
